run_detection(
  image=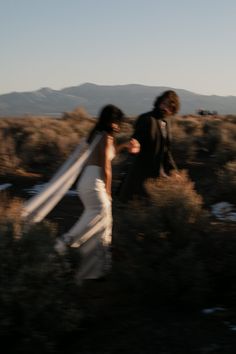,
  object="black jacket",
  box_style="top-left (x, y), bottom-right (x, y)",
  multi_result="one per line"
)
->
top-left (118, 111), bottom-right (177, 201)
